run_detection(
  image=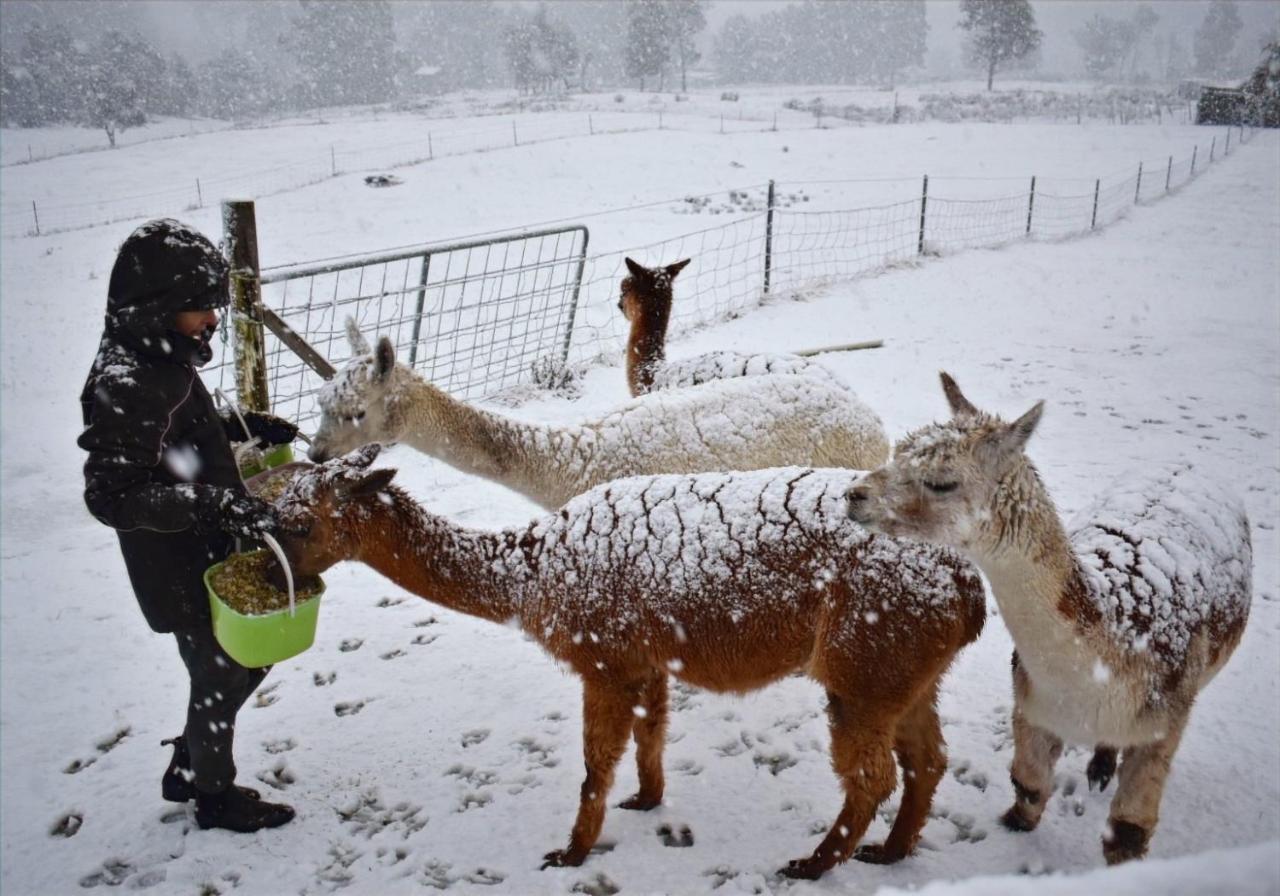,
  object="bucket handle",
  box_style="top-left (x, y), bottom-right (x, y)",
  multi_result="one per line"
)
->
top-left (260, 532), bottom-right (296, 617)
